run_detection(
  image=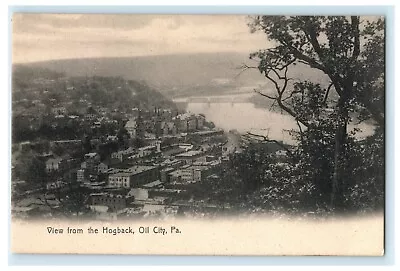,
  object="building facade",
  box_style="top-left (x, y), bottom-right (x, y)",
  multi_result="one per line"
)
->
top-left (90, 193), bottom-right (134, 211)
top-left (46, 157), bottom-right (64, 172)
top-left (108, 172), bottom-right (133, 188)
top-left (111, 147), bottom-right (135, 162)
top-left (108, 165), bottom-right (159, 188)
top-left (77, 169), bottom-right (85, 183)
